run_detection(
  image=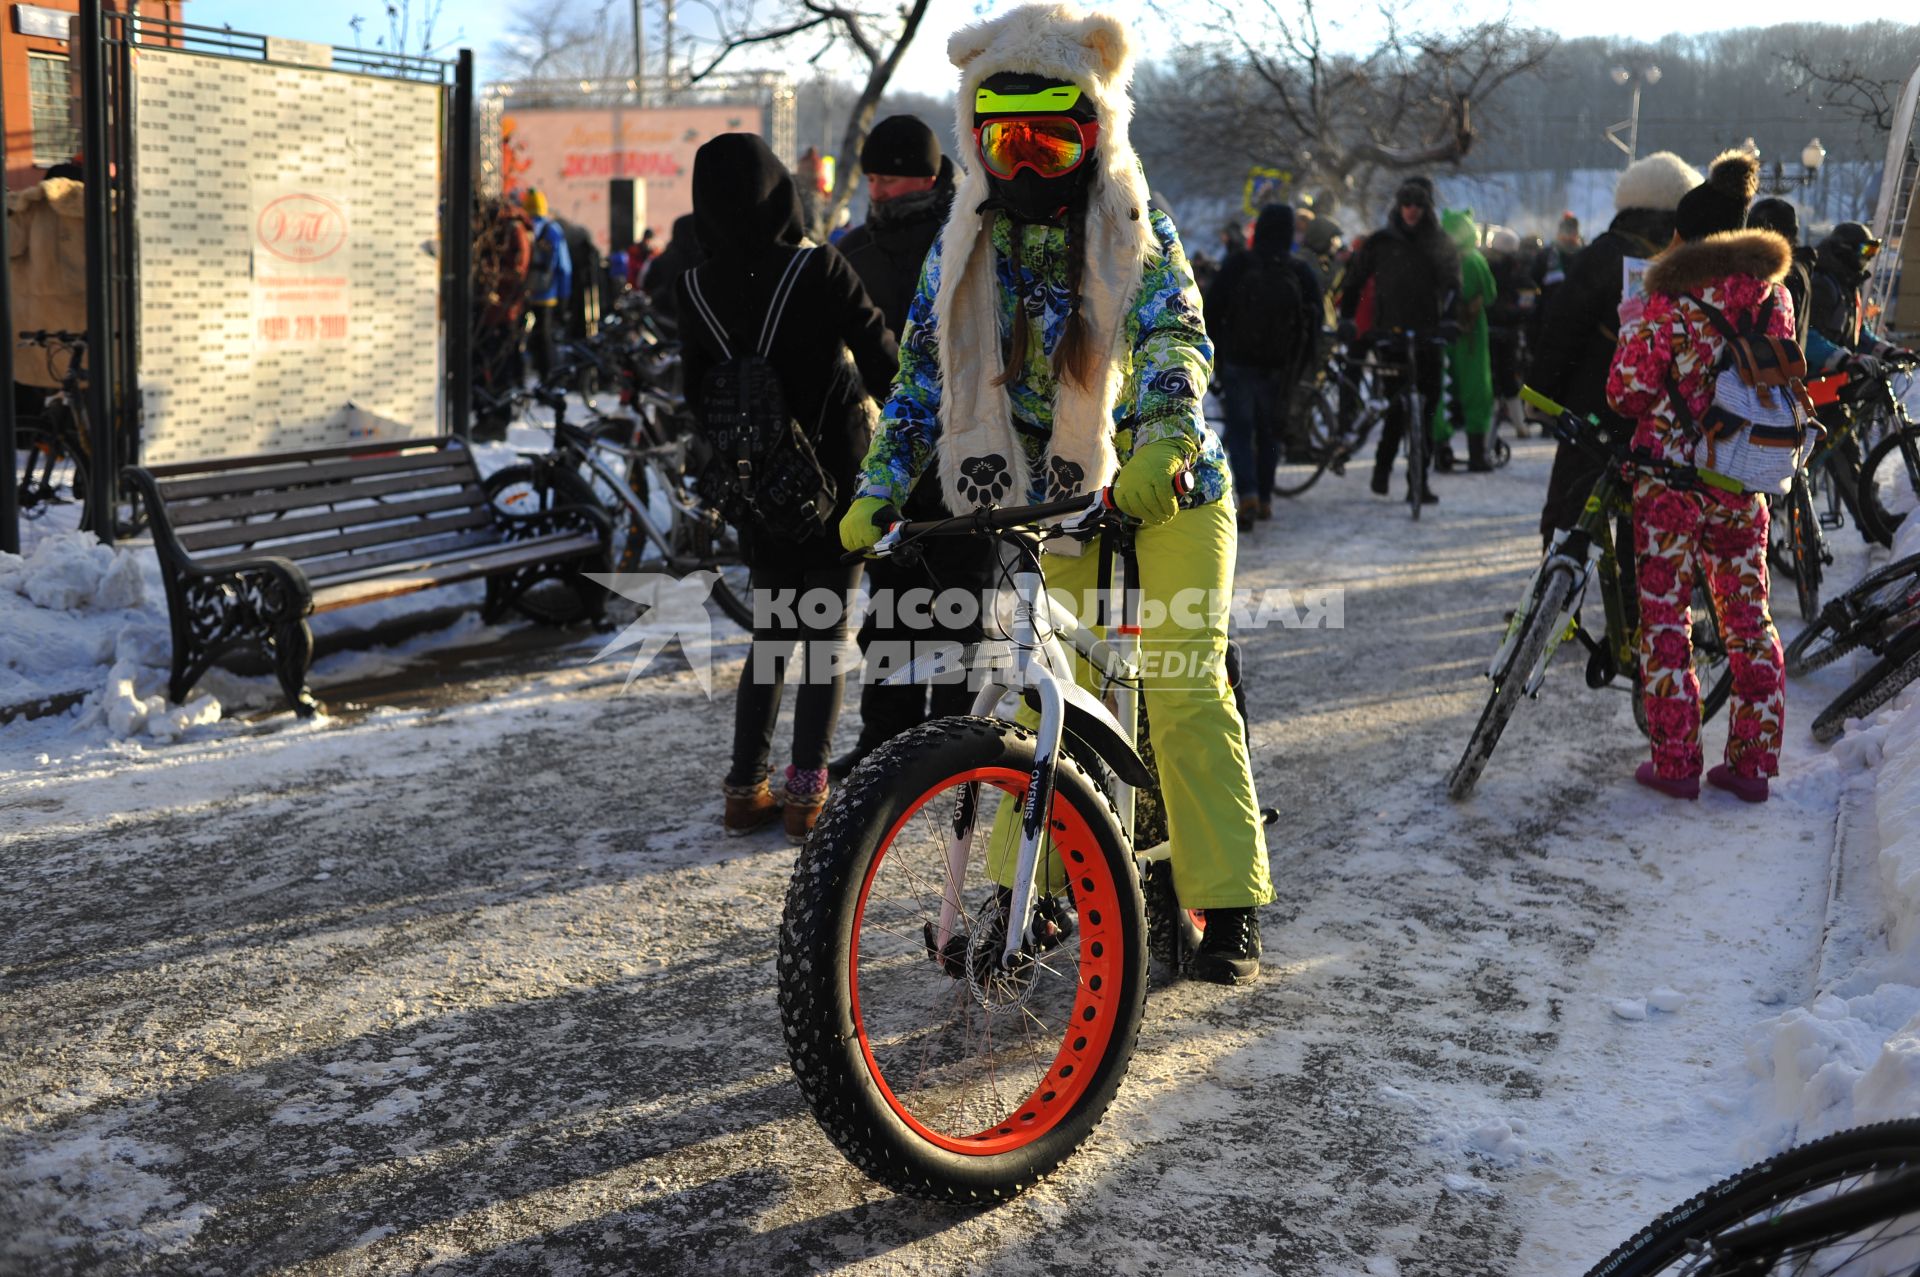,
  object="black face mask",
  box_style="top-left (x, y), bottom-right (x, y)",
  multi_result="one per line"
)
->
top-left (979, 165), bottom-right (1094, 225)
